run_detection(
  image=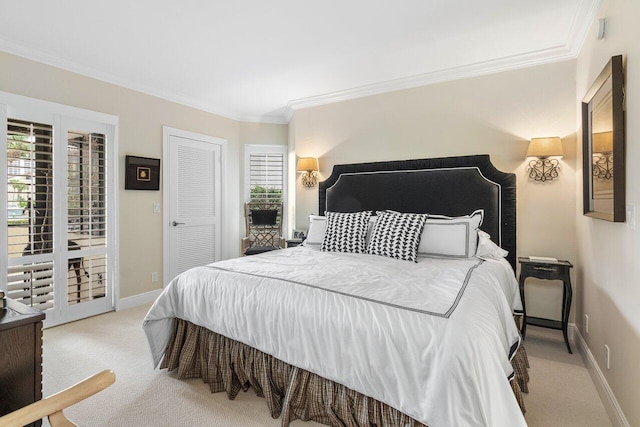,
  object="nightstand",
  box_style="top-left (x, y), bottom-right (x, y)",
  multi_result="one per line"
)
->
top-left (286, 238), bottom-right (304, 248)
top-left (0, 298), bottom-right (45, 426)
top-left (518, 257), bottom-right (573, 353)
